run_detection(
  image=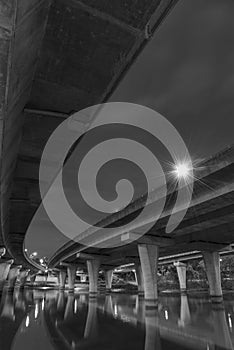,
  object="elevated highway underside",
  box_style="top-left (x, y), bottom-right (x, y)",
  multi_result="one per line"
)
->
top-left (0, 0), bottom-right (233, 307)
top-left (0, 0), bottom-right (178, 265)
top-left (50, 145), bottom-right (234, 269)
top-left (45, 145), bottom-right (234, 304)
